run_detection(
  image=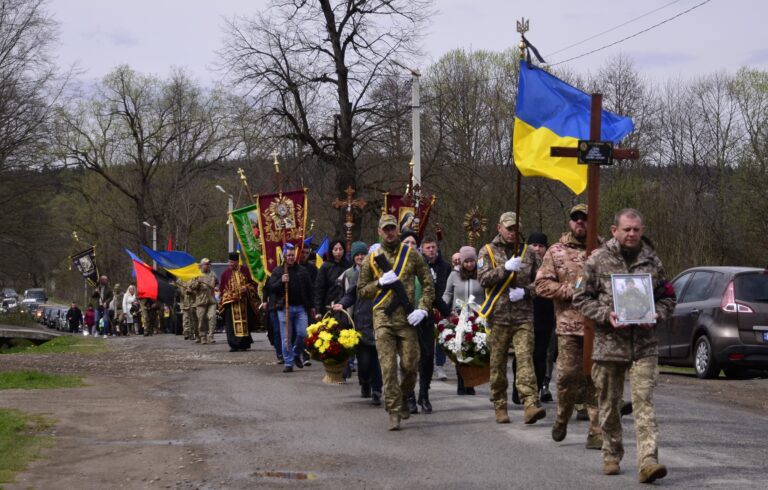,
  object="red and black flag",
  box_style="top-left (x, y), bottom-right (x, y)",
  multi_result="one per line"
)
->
top-left (125, 249), bottom-right (177, 305)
